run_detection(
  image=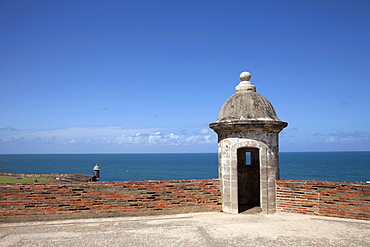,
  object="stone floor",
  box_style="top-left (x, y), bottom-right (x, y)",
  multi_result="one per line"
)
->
top-left (1, 212), bottom-right (369, 246)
